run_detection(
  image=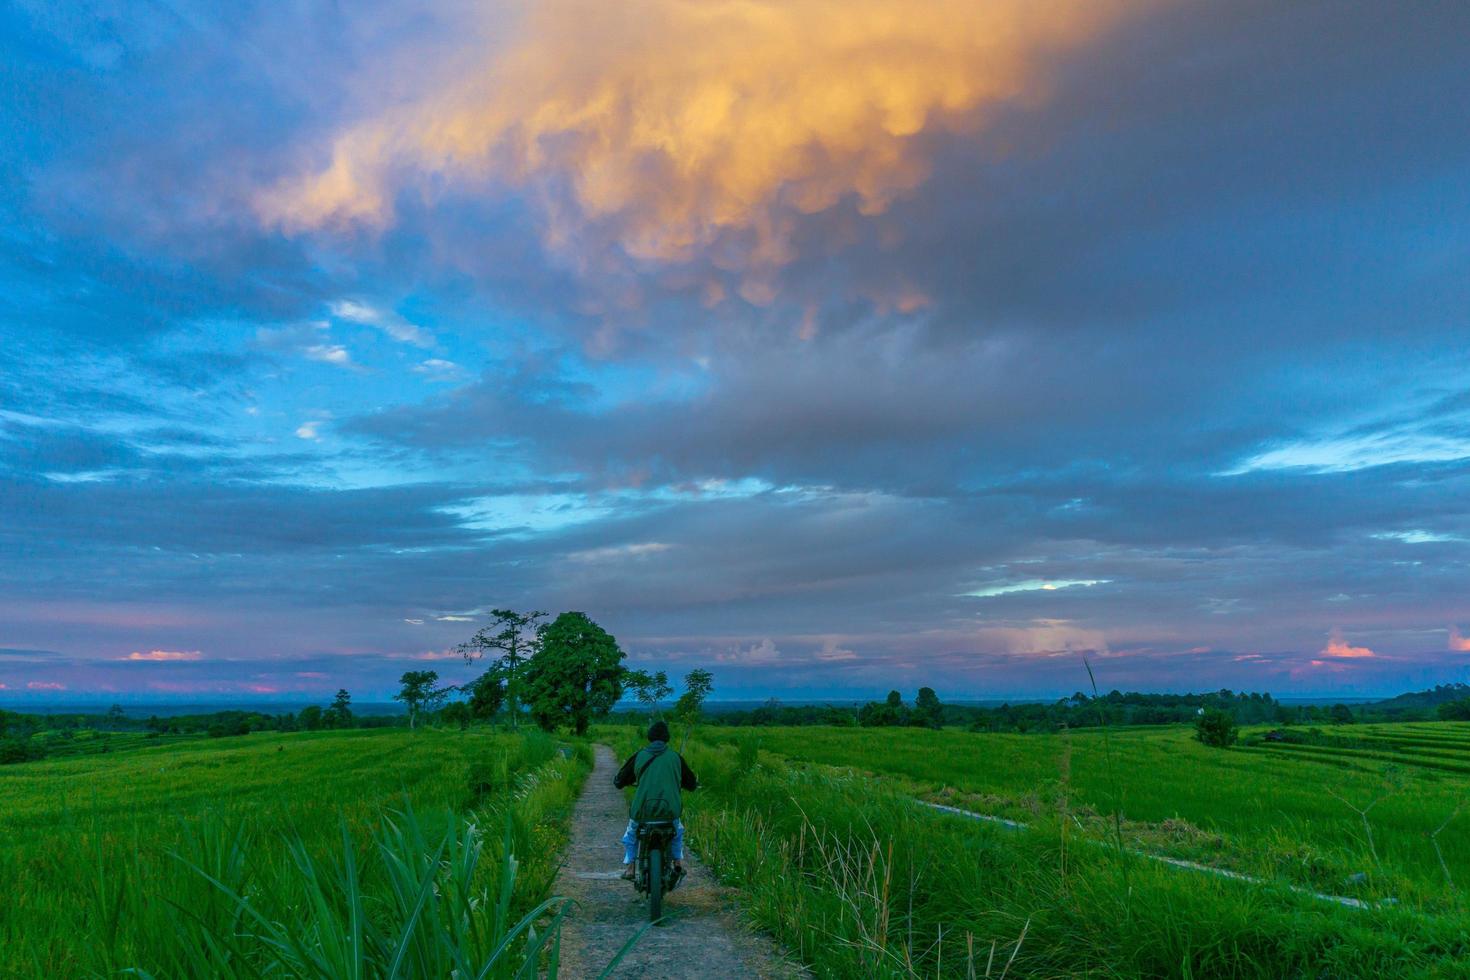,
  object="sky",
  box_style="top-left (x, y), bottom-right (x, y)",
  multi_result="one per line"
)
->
top-left (2, 1), bottom-right (1469, 703)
